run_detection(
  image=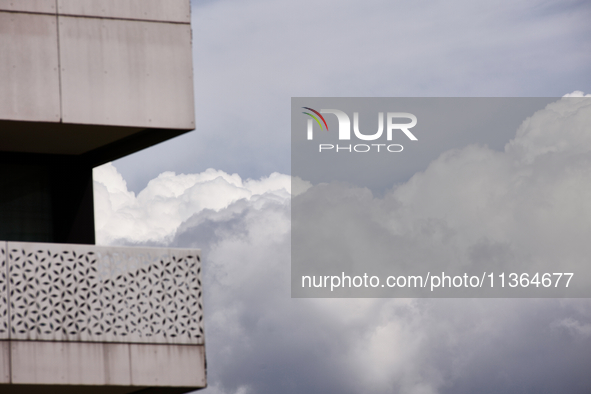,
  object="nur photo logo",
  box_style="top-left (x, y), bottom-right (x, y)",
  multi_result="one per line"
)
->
top-left (302, 107), bottom-right (418, 153)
